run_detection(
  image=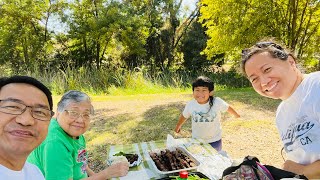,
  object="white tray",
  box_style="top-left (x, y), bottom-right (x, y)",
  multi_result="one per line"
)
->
top-left (147, 146), bottom-right (200, 175)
